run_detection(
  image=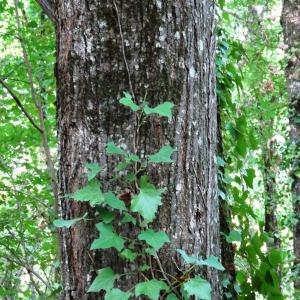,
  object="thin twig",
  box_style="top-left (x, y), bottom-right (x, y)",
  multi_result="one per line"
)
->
top-left (3, 254), bottom-right (51, 290)
top-left (155, 253), bottom-right (182, 299)
top-left (0, 79), bottom-right (43, 133)
top-left (112, 0), bottom-right (135, 100)
top-left (14, 0), bottom-right (58, 208)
